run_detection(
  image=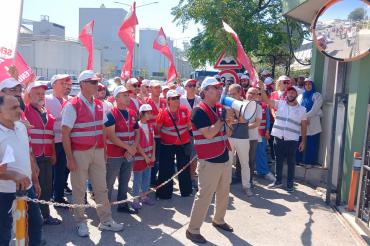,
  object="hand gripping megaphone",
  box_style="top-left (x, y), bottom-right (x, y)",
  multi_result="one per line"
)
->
top-left (220, 94), bottom-right (258, 122)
